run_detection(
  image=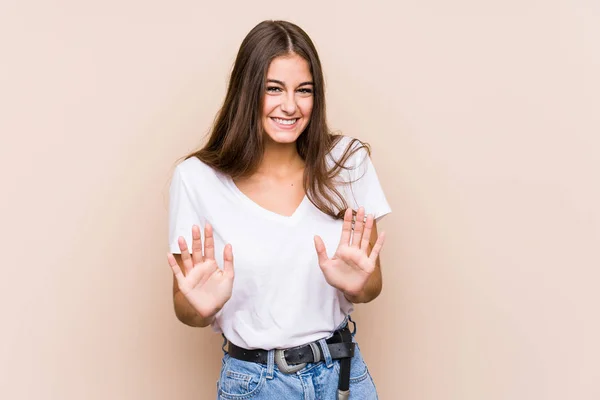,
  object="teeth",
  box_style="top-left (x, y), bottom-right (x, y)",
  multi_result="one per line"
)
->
top-left (274, 118), bottom-right (297, 125)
